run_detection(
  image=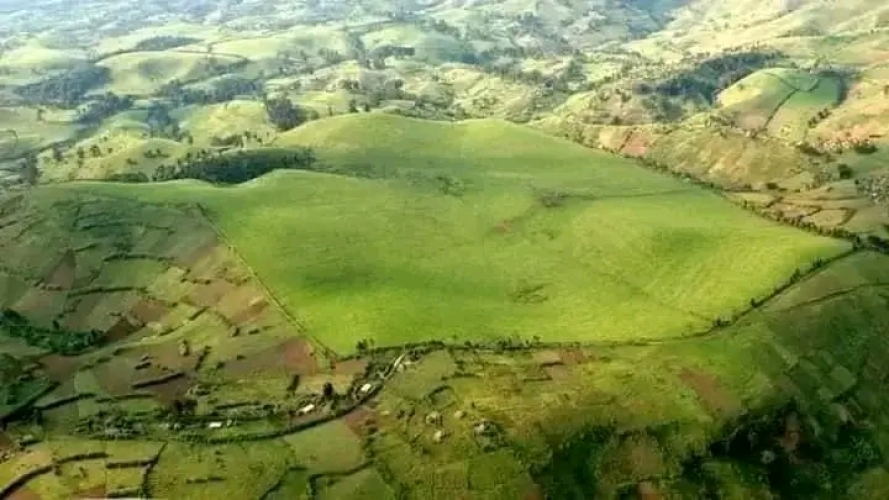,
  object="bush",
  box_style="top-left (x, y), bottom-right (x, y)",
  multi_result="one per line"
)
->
top-left (853, 142), bottom-right (877, 155)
